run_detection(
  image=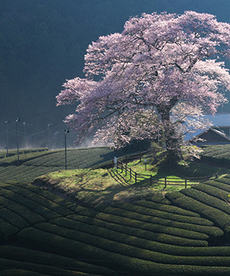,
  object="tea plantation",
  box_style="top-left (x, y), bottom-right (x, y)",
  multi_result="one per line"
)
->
top-left (0, 147), bottom-right (115, 184)
top-left (1, 146), bottom-right (230, 275)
